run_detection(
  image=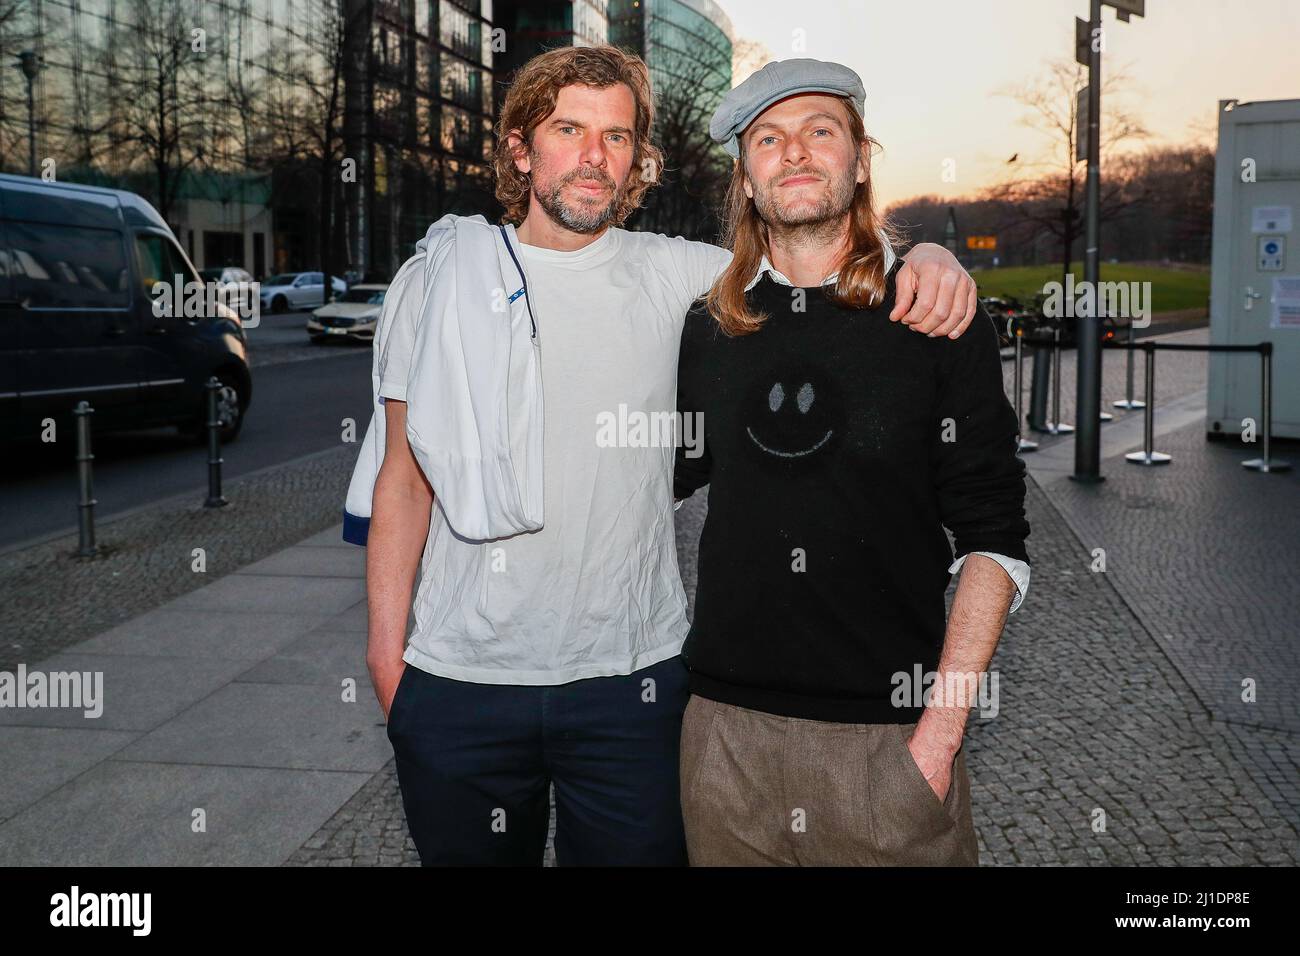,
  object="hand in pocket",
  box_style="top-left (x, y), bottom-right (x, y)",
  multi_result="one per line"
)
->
top-left (372, 660), bottom-right (407, 722)
top-left (903, 727), bottom-right (956, 805)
